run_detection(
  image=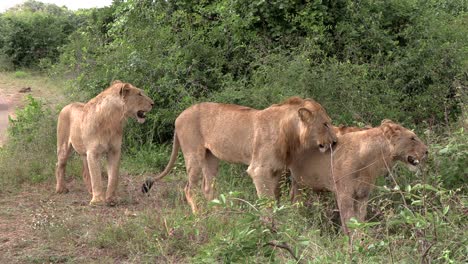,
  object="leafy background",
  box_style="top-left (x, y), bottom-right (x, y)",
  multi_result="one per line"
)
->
top-left (0, 0), bottom-right (466, 262)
